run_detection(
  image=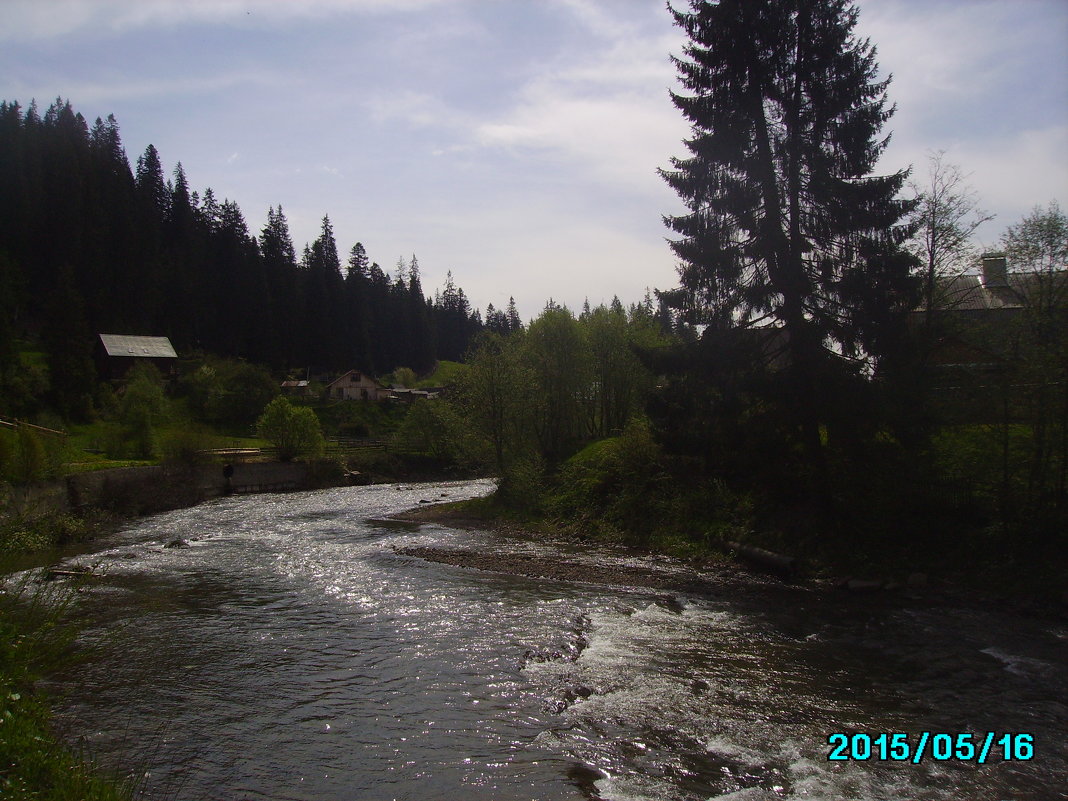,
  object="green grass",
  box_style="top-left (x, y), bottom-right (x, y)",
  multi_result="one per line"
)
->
top-left (415, 360), bottom-right (467, 388)
top-left (0, 514), bottom-right (100, 553)
top-left (64, 419), bottom-right (269, 466)
top-left (60, 459), bottom-right (154, 475)
top-left (0, 577), bottom-right (133, 800)
top-left (311, 399), bottom-right (409, 439)
top-left (16, 350), bottom-right (48, 371)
